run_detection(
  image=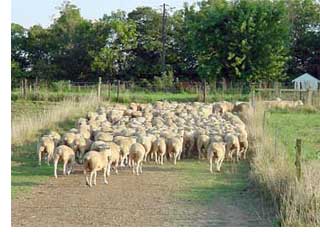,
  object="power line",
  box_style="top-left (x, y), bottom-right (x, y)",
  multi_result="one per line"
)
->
top-left (161, 3), bottom-right (167, 74)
